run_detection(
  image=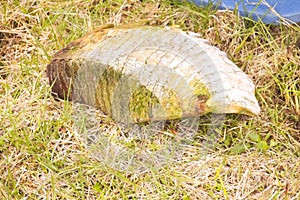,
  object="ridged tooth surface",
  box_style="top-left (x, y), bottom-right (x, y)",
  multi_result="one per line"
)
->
top-left (47, 26), bottom-right (260, 123)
